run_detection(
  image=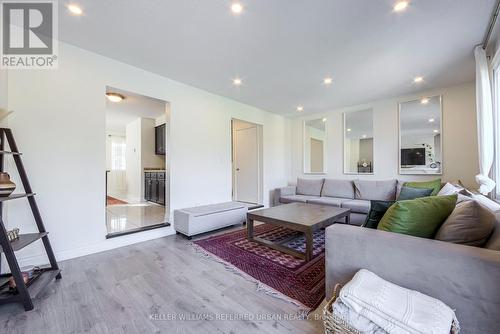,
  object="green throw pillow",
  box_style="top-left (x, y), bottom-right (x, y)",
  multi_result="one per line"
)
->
top-left (398, 186), bottom-right (433, 200)
top-left (363, 200), bottom-right (395, 229)
top-left (404, 178), bottom-right (442, 196)
top-left (377, 195), bottom-right (457, 238)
